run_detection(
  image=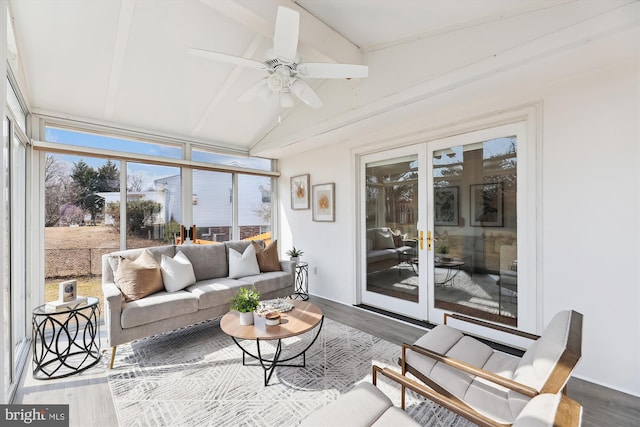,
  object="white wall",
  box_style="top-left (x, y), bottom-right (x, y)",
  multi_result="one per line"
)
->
top-left (279, 149), bottom-right (356, 304)
top-left (279, 58), bottom-right (640, 396)
top-left (540, 61), bottom-right (640, 394)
